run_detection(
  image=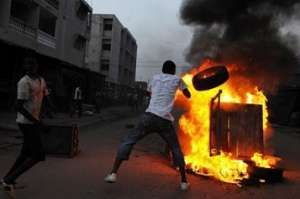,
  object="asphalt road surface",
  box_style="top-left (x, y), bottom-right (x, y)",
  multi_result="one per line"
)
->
top-left (0, 117), bottom-right (299, 199)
